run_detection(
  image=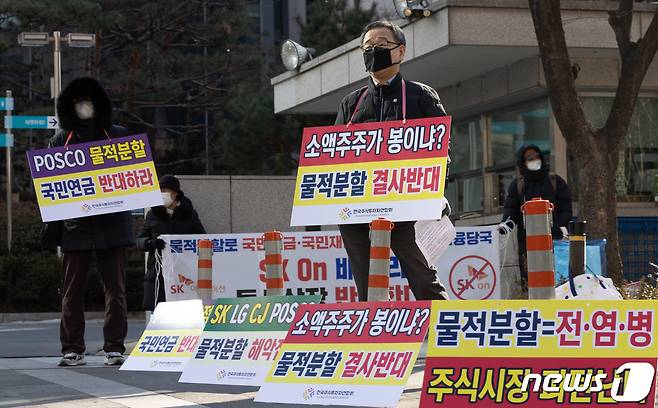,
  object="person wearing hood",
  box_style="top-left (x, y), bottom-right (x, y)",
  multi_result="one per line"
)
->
top-left (136, 175), bottom-right (206, 311)
top-left (500, 145), bottom-right (573, 285)
top-left (46, 77), bottom-right (135, 367)
top-left (334, 20), bottom-right (450, 301)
